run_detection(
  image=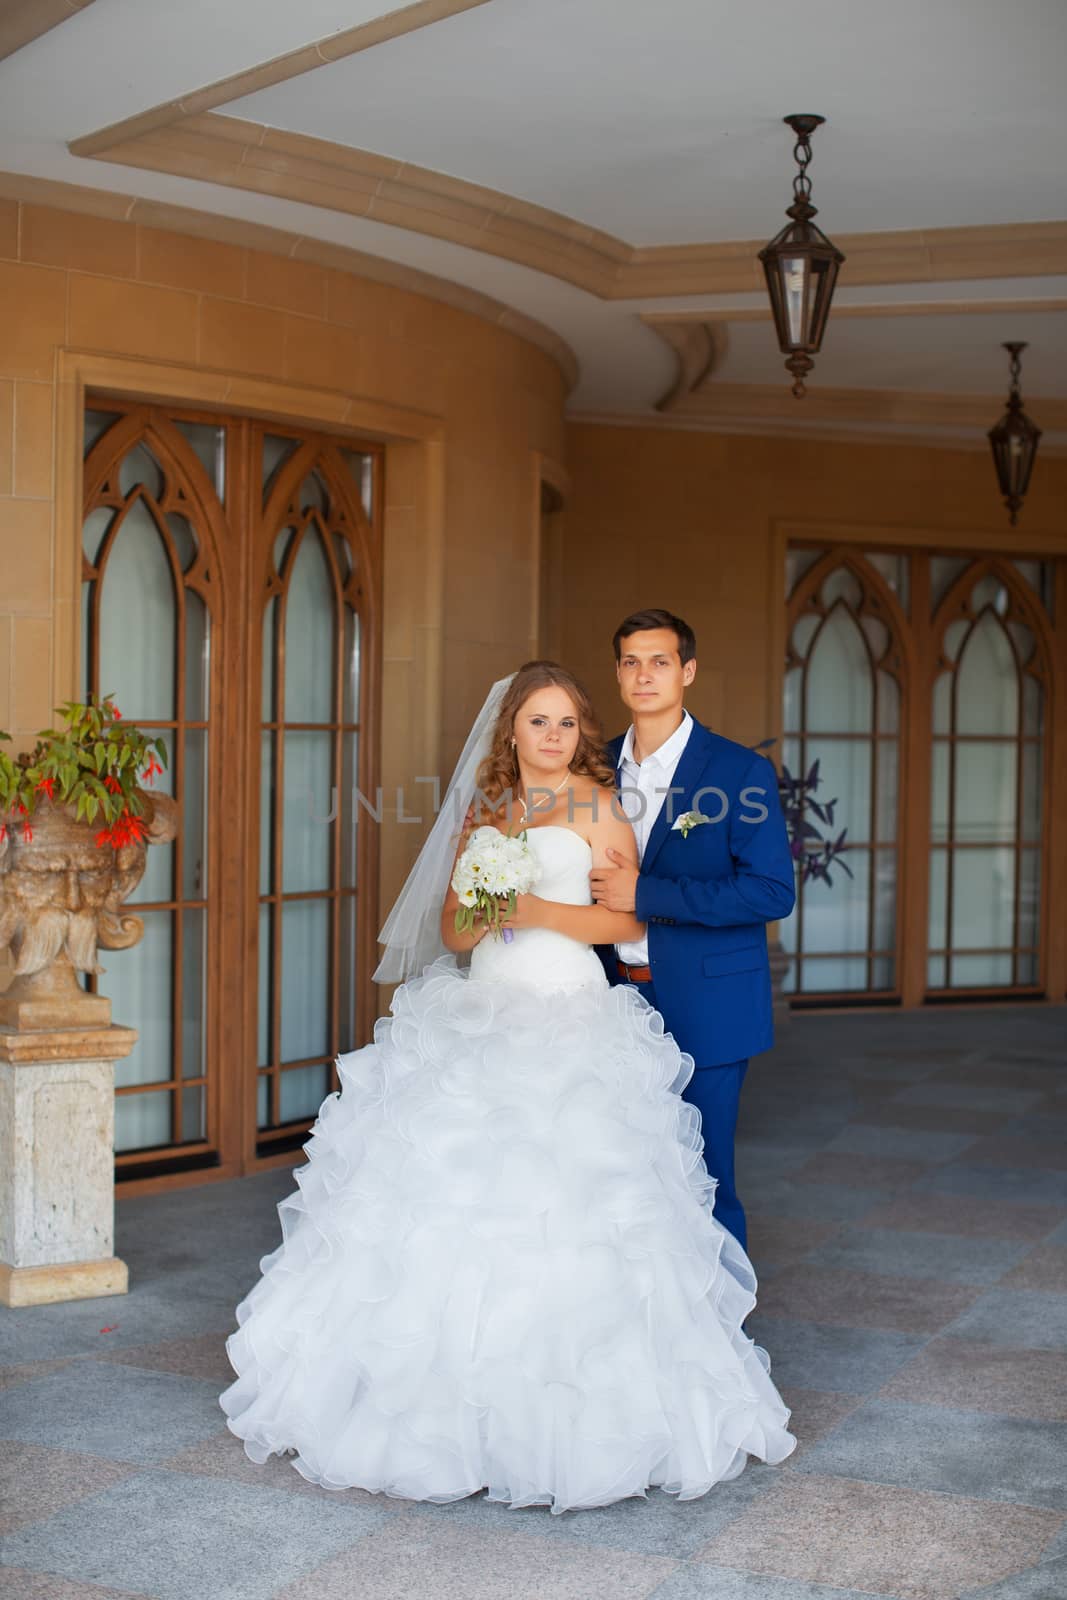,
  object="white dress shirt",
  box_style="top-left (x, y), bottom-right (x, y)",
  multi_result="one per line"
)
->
top-left (615, 711), bottom-right (693, 967)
